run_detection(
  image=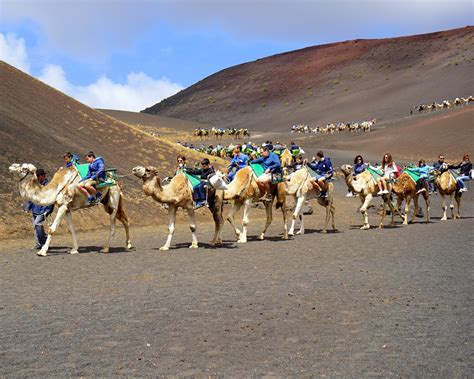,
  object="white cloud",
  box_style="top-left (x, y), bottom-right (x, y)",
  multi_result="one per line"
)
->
top-left (3, 33), bottom-right (183, 112)
top-left (0, 33), bottom-right (30, 73)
